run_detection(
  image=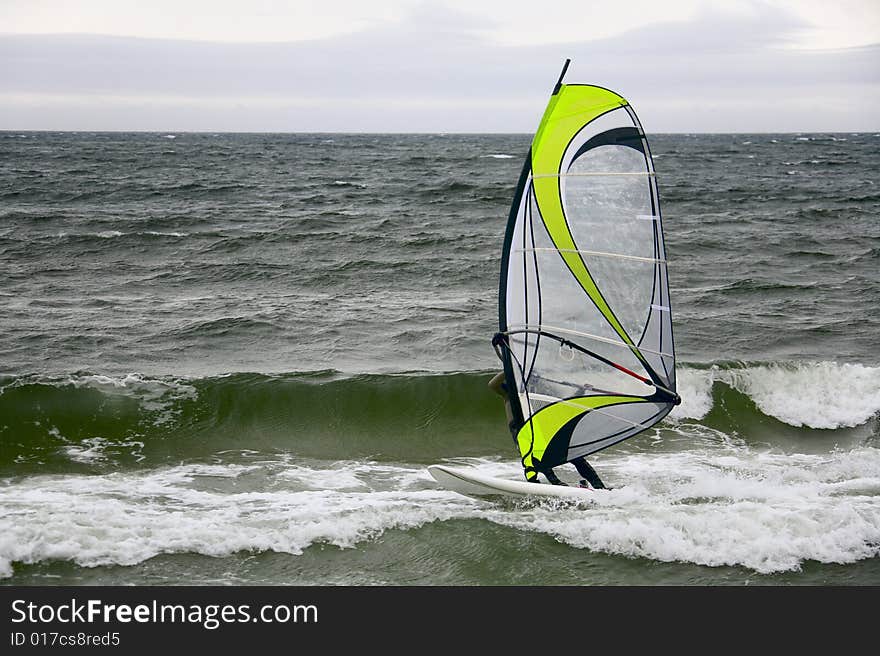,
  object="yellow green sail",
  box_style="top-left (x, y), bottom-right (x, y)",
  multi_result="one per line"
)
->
top-left (497, 61), bottom-right (679, 478)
